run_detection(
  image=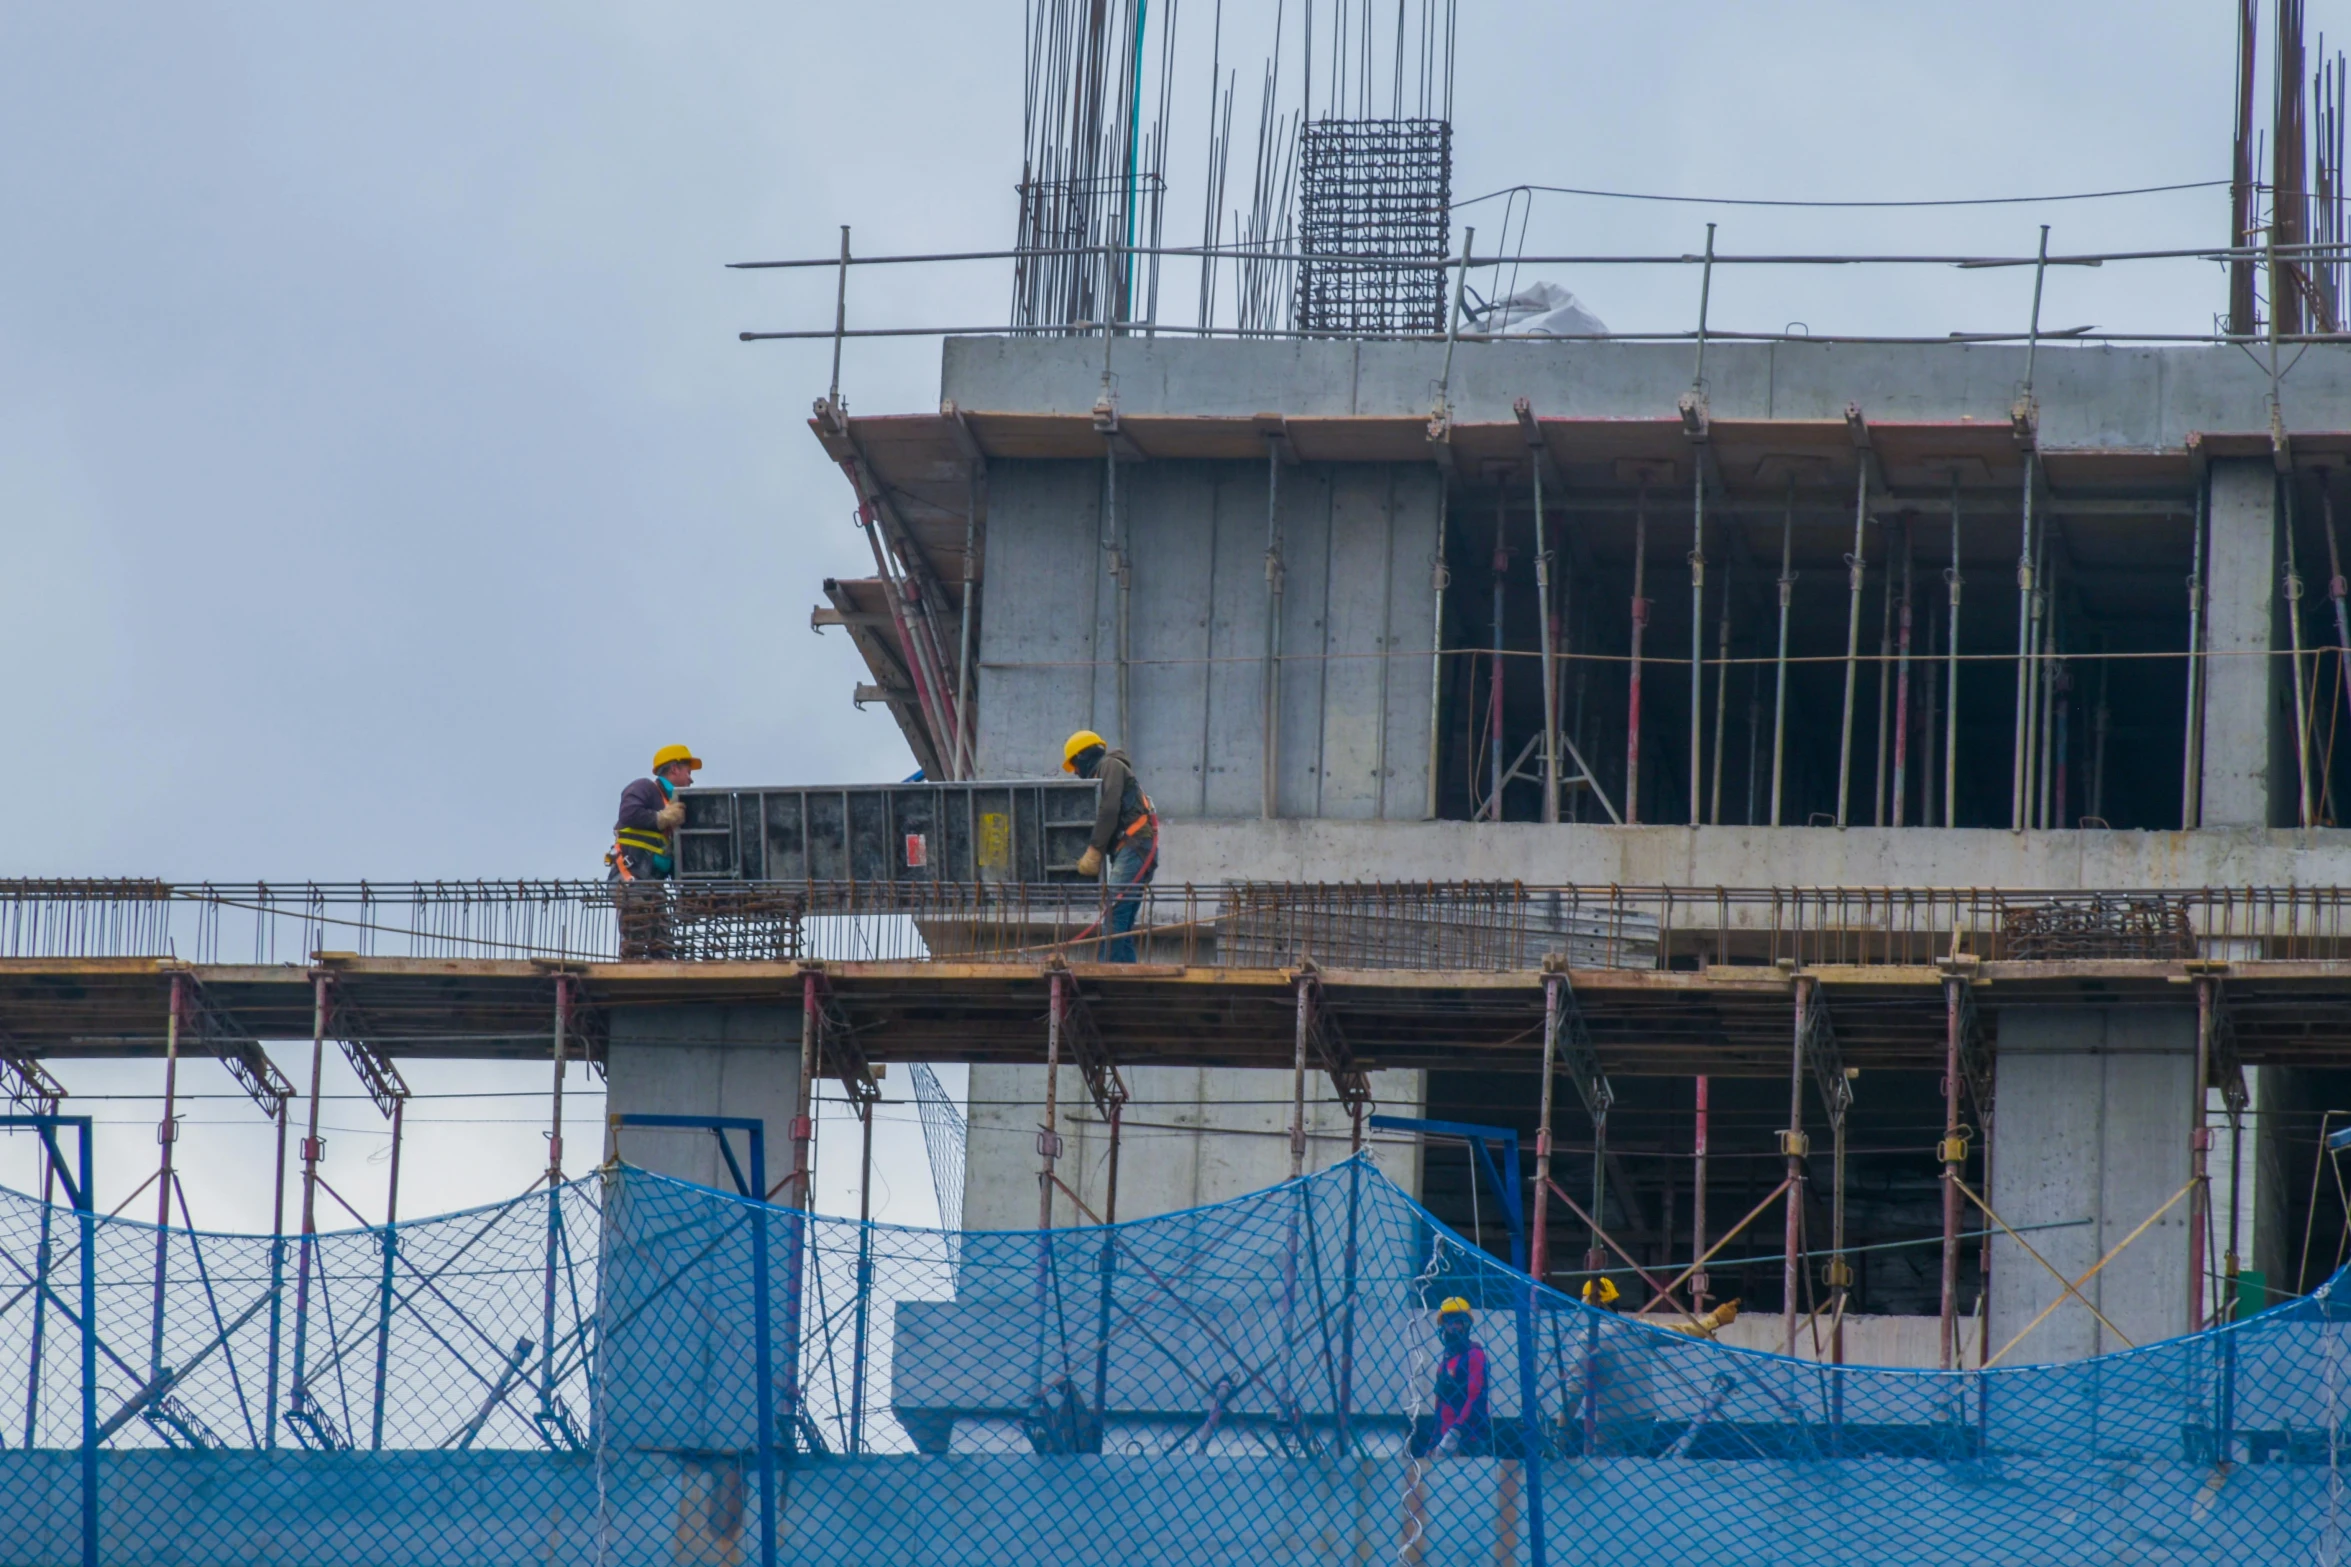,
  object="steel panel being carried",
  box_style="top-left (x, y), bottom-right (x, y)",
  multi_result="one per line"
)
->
top-left (675, 780), bottom-right (1102, 884)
